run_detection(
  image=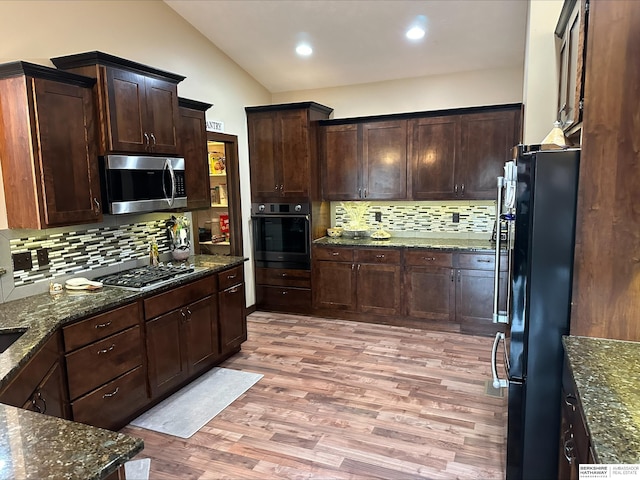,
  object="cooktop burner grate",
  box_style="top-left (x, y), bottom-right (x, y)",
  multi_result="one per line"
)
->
top-left (96, 265), bottom-right (195, 289)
